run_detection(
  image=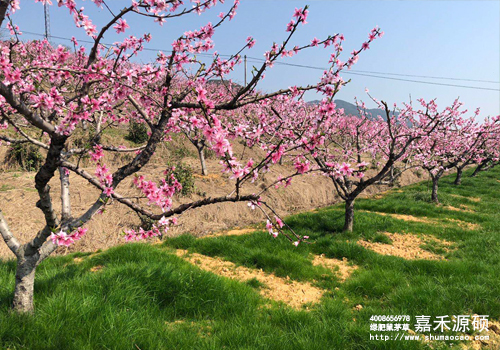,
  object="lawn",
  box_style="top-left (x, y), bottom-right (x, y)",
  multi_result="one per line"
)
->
top-left (1, 167), bottom-right (499, 349)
